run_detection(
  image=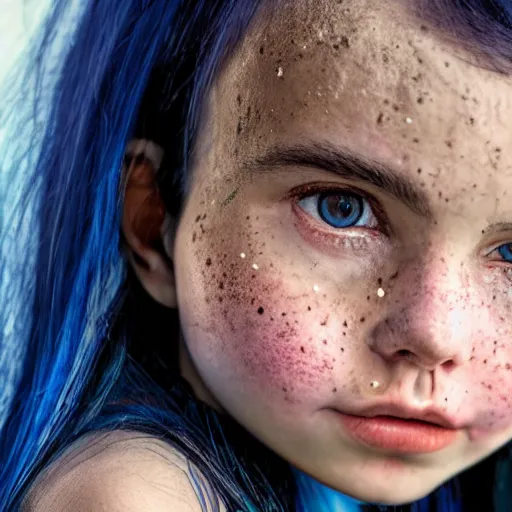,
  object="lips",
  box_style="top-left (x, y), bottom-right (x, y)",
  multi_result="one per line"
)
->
top-left (333, 402), bottom-right (461, 454)
top-left (348, 403), bottom-right (460, 429)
